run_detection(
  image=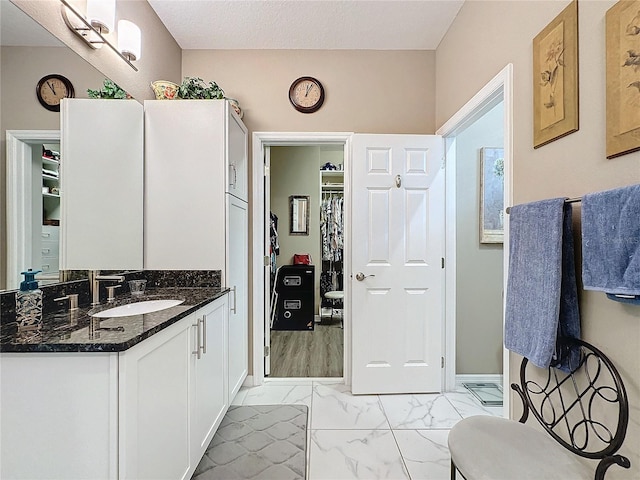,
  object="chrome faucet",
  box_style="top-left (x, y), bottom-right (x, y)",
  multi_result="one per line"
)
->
top-left (90, 270), bottom-right (125, 306)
